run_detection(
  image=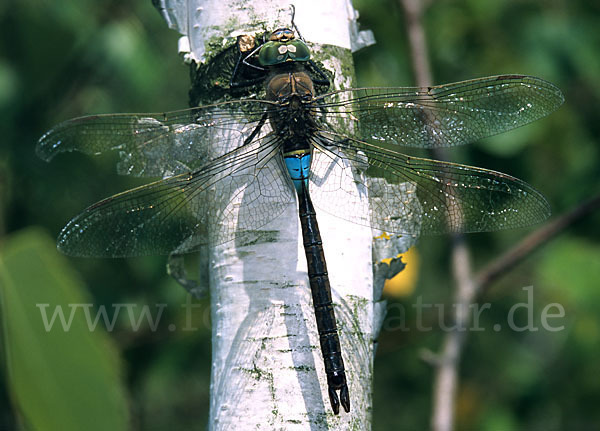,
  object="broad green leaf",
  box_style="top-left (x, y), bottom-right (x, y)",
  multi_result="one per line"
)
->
top-left (0, 227), bottom-right (129, 431)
